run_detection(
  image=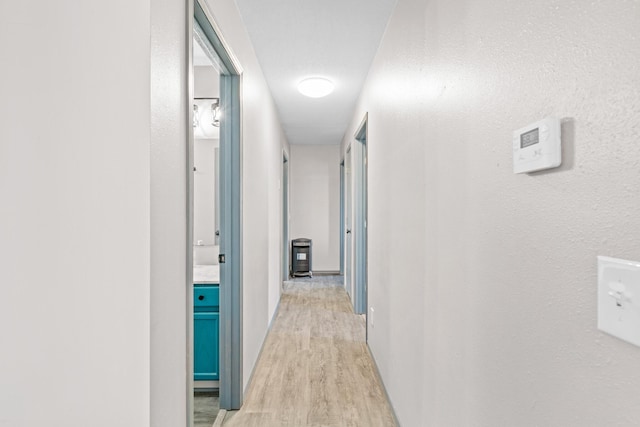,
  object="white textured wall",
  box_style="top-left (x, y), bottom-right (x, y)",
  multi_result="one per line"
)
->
top-left (290, 145), bottom-right (341, 272)
top-left (193, 138), bottom-right (219, 265)
top-left (194, 65), bottom-right (220, 98)
top-left (342, 0), bottom-right (640, 426)
top-left (0, 1), bottom-right (151, 426)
